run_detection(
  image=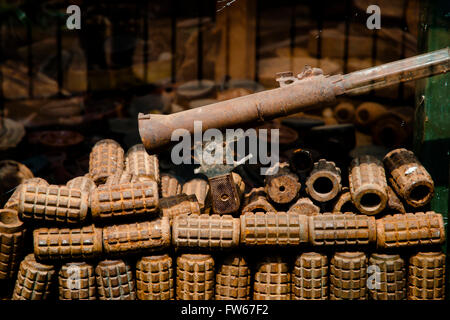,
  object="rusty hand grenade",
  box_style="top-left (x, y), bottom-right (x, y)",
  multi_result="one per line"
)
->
top-left (0, 209), bottom-right (26, 280)
top-left (176, 254), bottom-right (215, 300)
top-left (89, 139), bottom-right (124, 185)
top-left (4, 177), bottom-right (48, 211)
top-left (242, 187), bottom-right (276, 214)
top-left (368, 253), bottom-right (406, 300)
top-left (159, 194), bottom-right (201, 221)
top-left (253, 256), bottom-right (291, 300)
top-left (288, 197), bottom-right (320, 216)
top-left (408, 252), bottom-right (445, 300)
top-left (125, 144), bottom-right (160, 183)
top-left (293, 252), bottom-right (328, 300)
top-left (96, 259), bottom-right (136, 300)
top-left (136, 254), bottom-right (173, 300)
top-left (306, 159), bottom-right (342, 203)
top-left (66, 176), bottom-right (96, 193)
top-left (161, 173), bottom-right (182, 198)
top-left (332, 187), bottom-right (358, 213)
top-left (215, 254), bottom-right (251, 300)
top-left (330, 252), bottom-right (367, 300)
top-left (59, 262), bottom-right (96, 300)
top-left (182, 178), bottom-right (210, 212)
top-left (264, 163), bottom-right (301, 204)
